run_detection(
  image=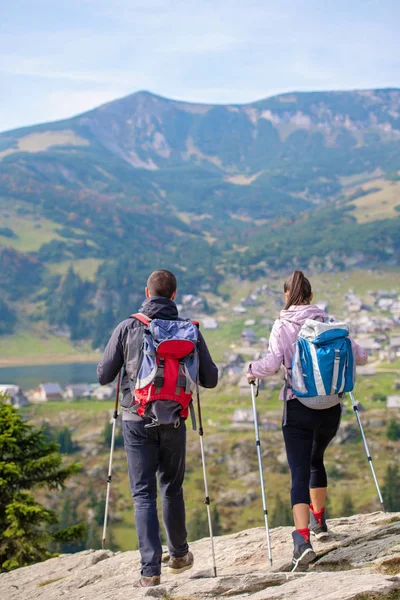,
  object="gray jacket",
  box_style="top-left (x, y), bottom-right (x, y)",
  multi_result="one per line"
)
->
top-left (97, 296), bottom-right (219, 420)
